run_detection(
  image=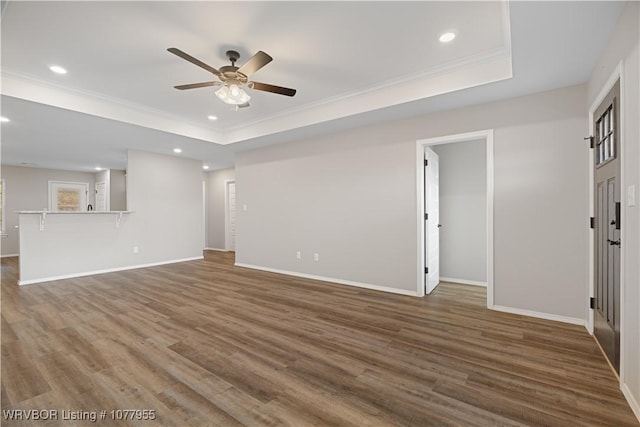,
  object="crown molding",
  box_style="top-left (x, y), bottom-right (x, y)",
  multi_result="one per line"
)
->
top-left (1, 71), bottom-right (225, 144)
top-left (1, 45), bottom-right (511, 147)
top-left (223, 50), bottom-right (512, 144)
